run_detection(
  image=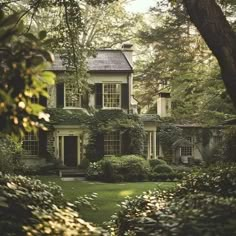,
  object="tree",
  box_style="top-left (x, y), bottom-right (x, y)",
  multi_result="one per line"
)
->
top-left (135, 0), bottom-right (235, 124)
top-left (1, 0), bottom-right (118, 88)
top-left (134, 0), bottom-right (235, 124)
top-left (0, 0), bottom-right (119, 135)
top-left (0, 10), bottom-right (55, 136)
top-left (182, 0), bottom-right (236, 107)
